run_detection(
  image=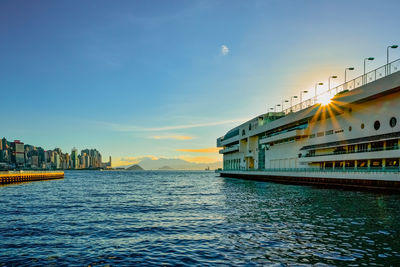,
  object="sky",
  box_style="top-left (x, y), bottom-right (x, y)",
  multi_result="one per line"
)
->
top-left (1, 0), bottom-right (400, 167)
